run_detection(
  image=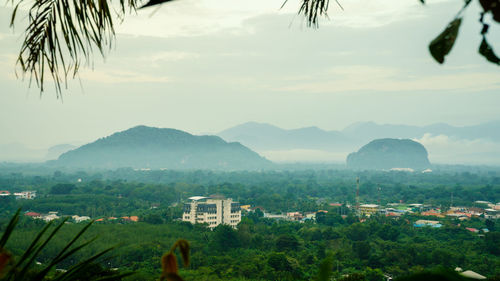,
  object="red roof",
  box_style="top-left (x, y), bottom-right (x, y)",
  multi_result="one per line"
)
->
top-left (25, 212), bottom-right (41, 217)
